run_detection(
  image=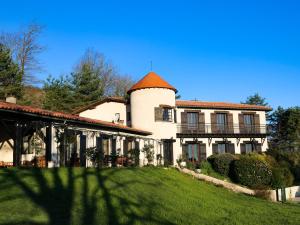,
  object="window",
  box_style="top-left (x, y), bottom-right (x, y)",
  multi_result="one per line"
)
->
top-left (187, 112), bottom-right (198, 129)
top-left (217, 143), bottom-right (226, 154)
top-left (115, 113), bottom-right (120, 122)
top-left (245, 143), bottom-right (253, 153)
top-left (163, 108), bottom-right (173, 122)
top-left (102, 138), bottom-right (110, 155)
top-left (216, 113), bottom-right (227, 131)
top-left (244, 114), bottom-right (254, 132)
top-left (187, 144), bottom-right (199, 162)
